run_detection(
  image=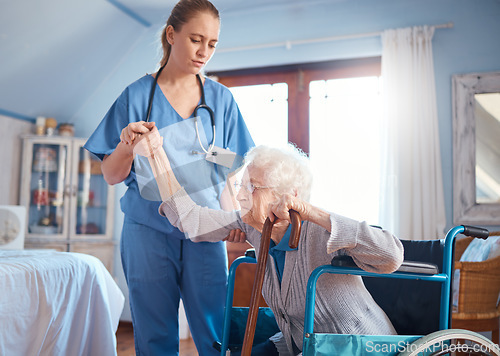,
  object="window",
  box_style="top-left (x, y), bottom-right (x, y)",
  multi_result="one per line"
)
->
top-left (229, 83), bottom-right (288, 147)
top-left (309, 76), bottom-right (382, 223)
top-left (212, 57), bottom-right (382, 224)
